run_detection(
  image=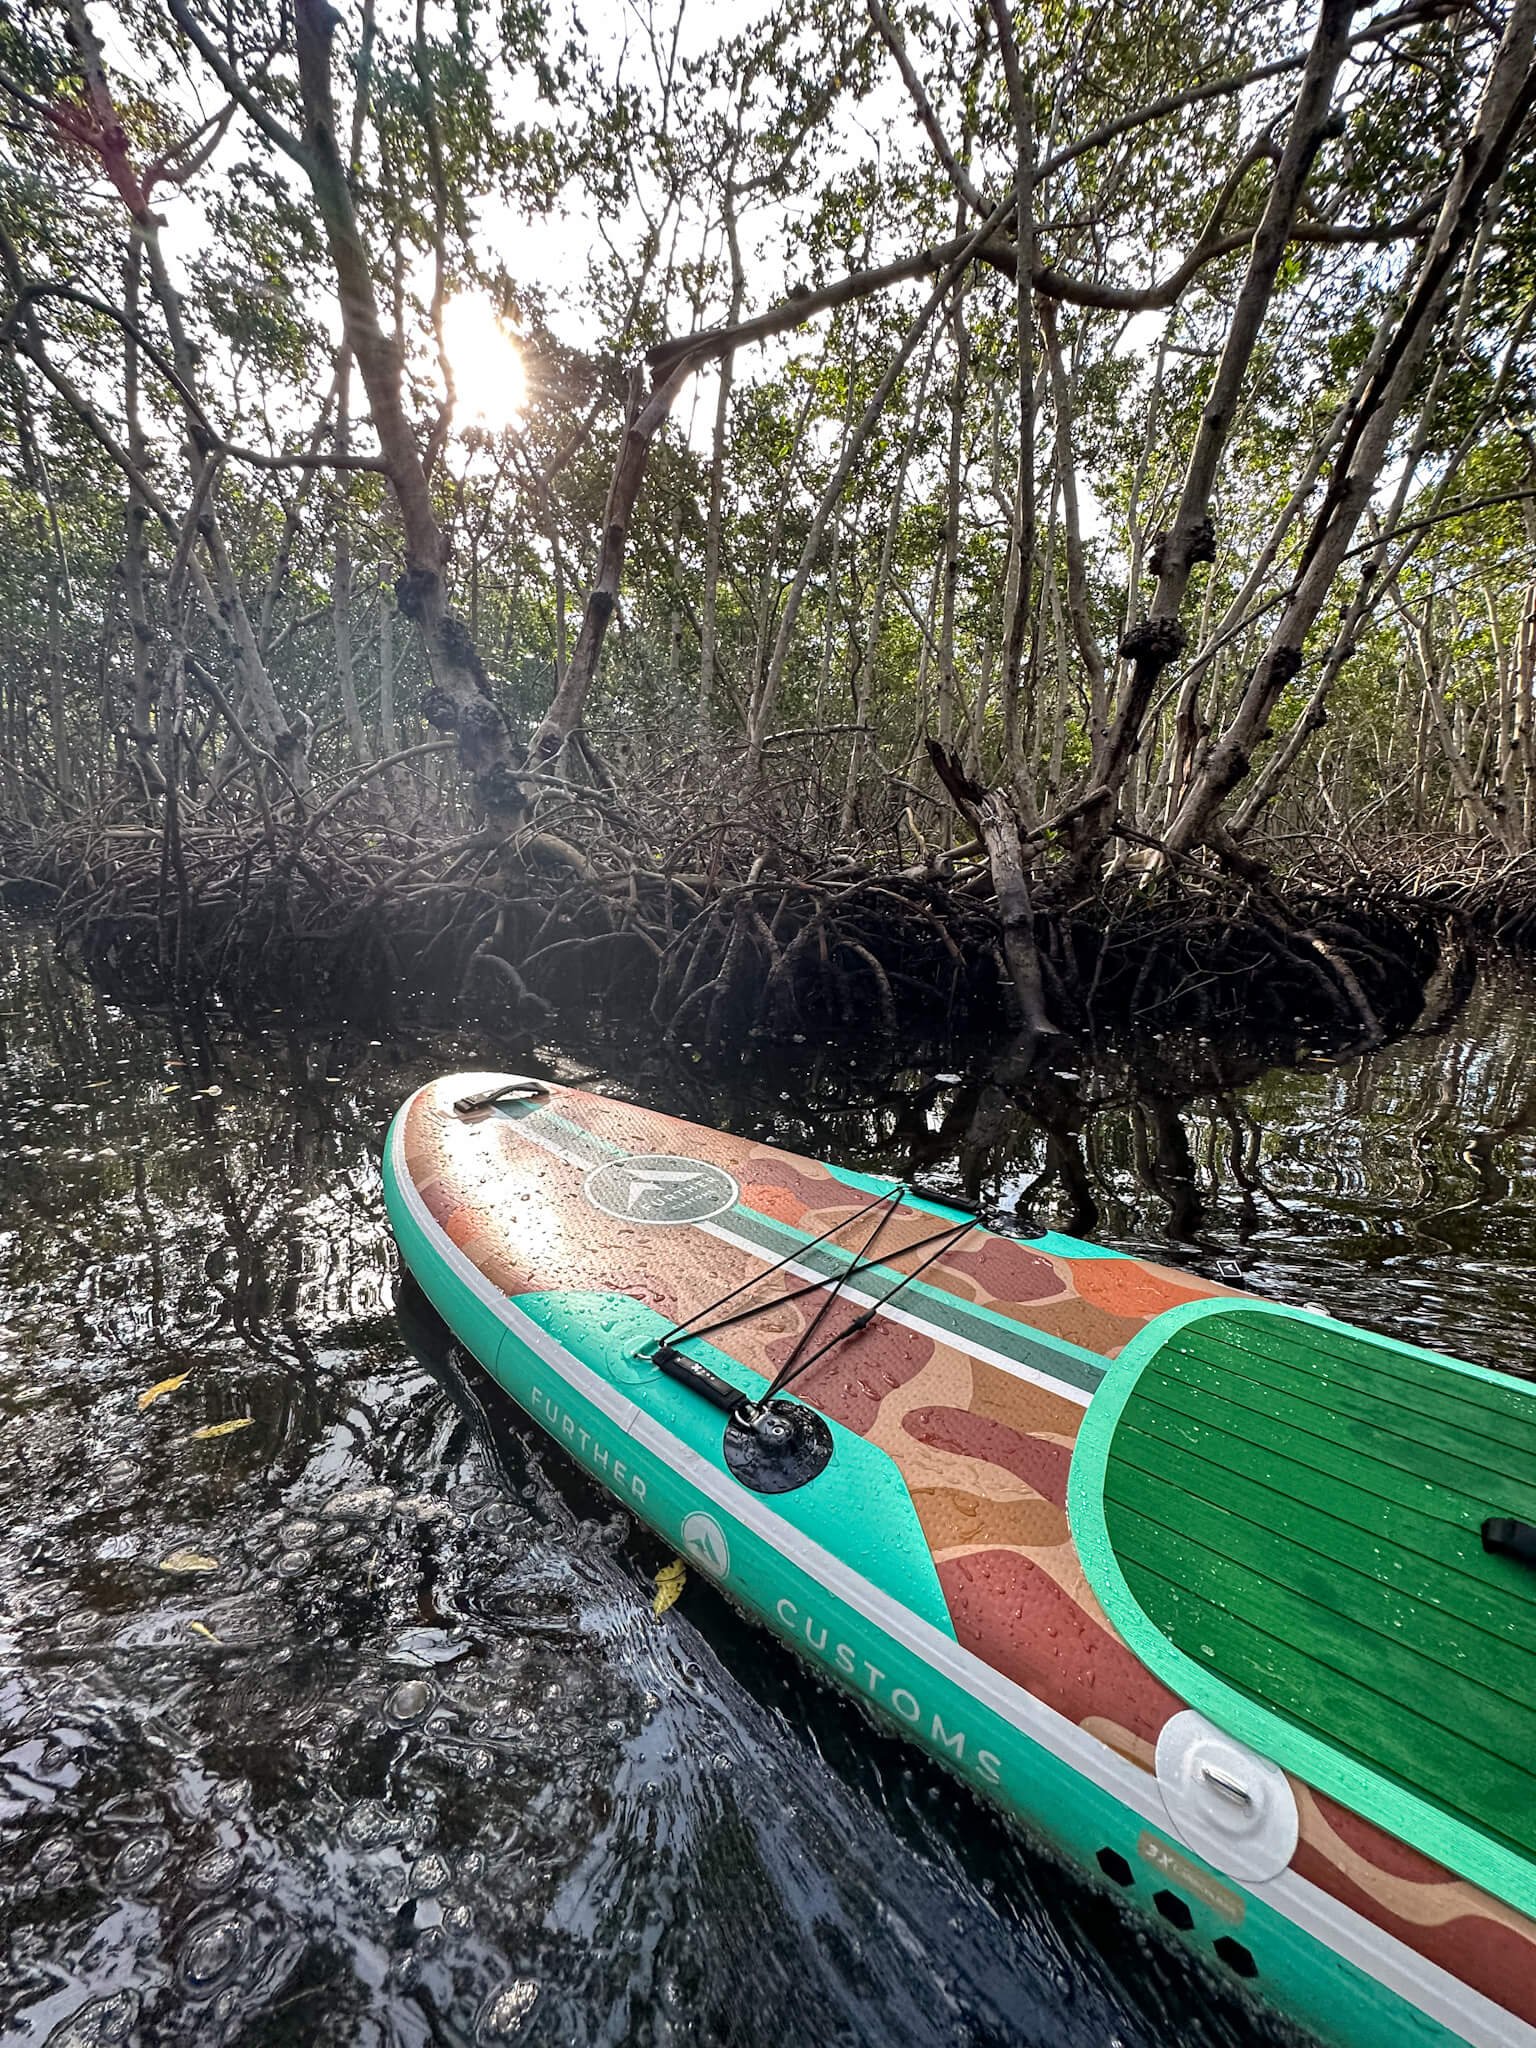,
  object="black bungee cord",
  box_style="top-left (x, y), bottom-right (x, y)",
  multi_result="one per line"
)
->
top-left (646, 1181), bottom-right (981, 1494)
top-left (762, 1209), bottom-right (979, 1402)
top-left (652, 1182), bottom-right (978, 1412)
top-left (654, 1183), bottom-right (906, 1358)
